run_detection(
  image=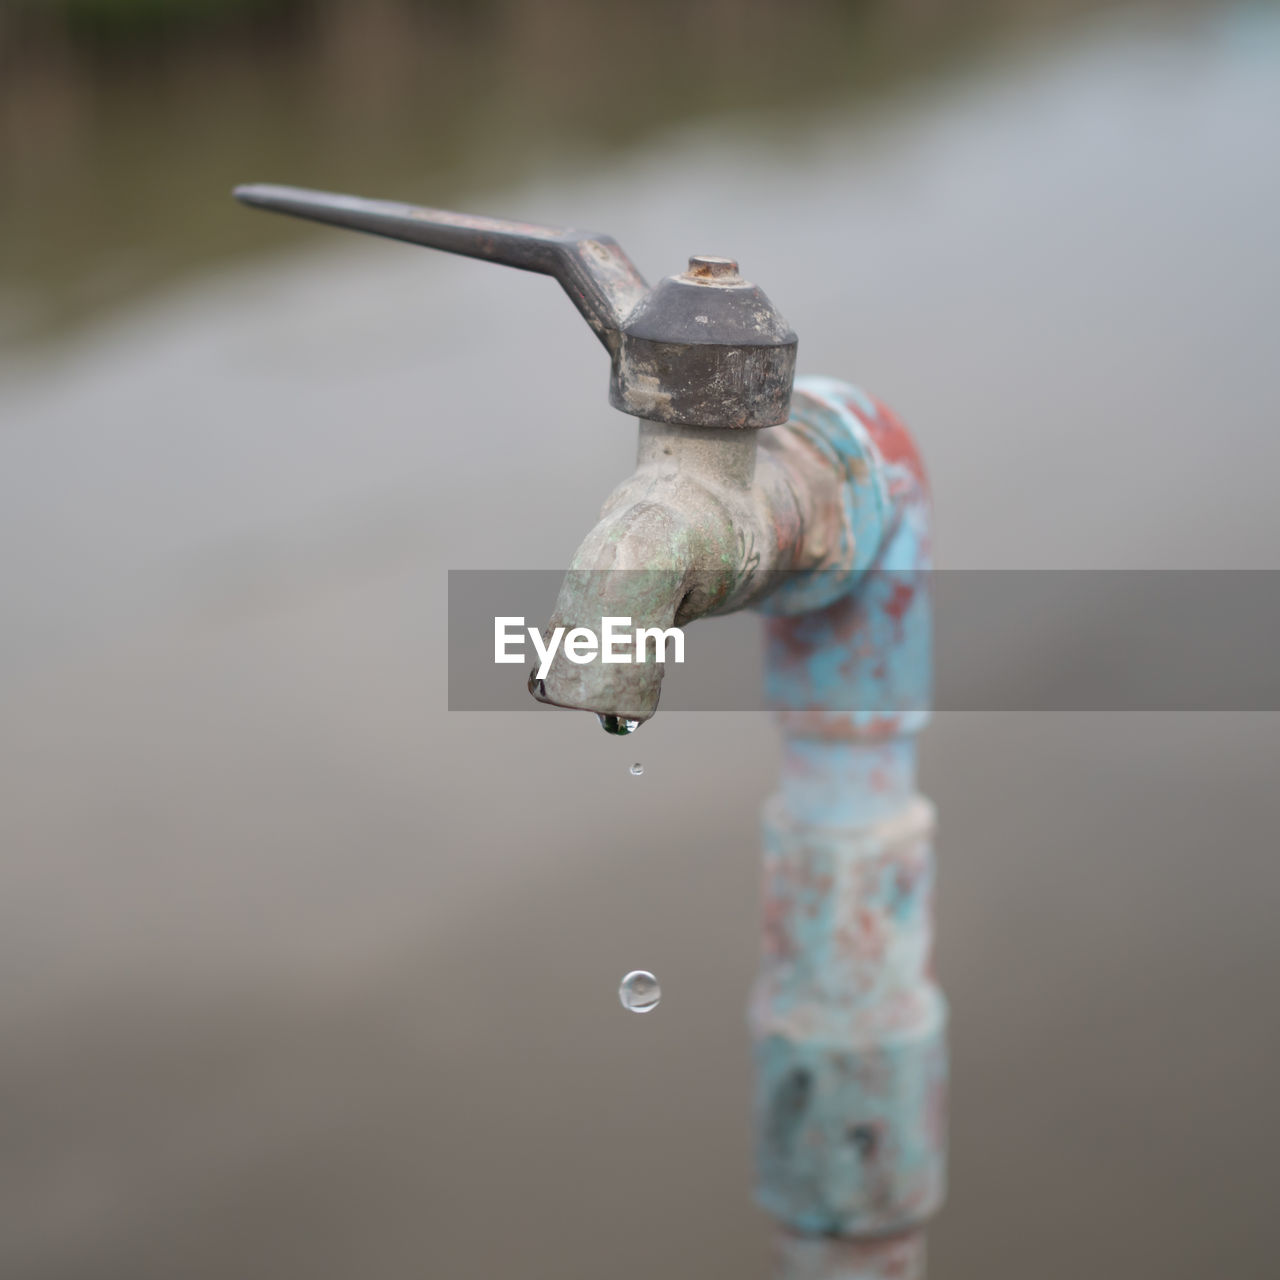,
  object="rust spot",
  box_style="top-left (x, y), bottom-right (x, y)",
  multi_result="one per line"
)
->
top-left (684, 254), bottom-right (741, 282)
top-left (883, 579), bottom-right (916, 623)
top-left (867, 395), bottom-right (930, 496)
